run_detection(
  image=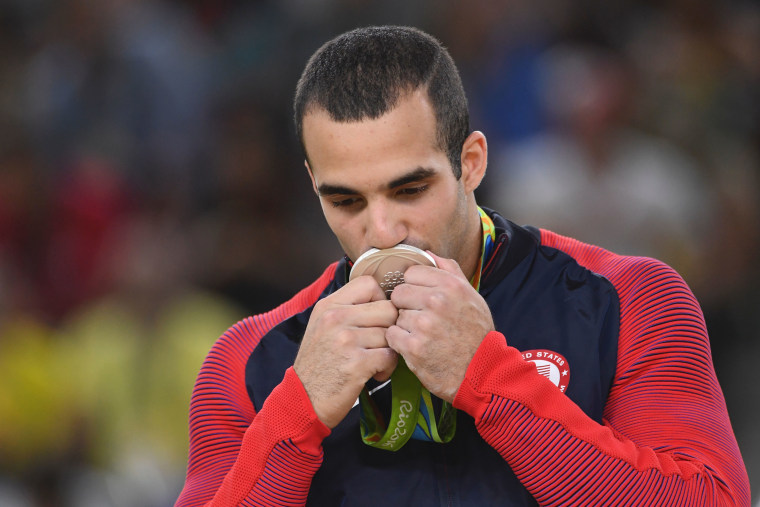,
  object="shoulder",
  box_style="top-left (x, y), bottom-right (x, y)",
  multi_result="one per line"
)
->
top-left (539, 229), bottom-right (707, 359)
top-left (538, 228), bottom-right (692, 301)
